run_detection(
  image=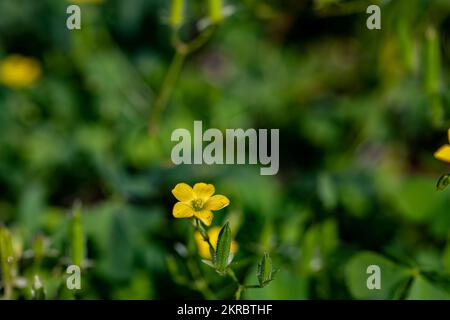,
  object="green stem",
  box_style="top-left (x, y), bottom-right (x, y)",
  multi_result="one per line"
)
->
top-left (149, 49), bottom-right (186, 133)
top-left (227, 269), bottom-right (260, 300)
top-left (186, 259), bottom-right (217, 299)
top-left (4, 283), bottom-right (13, 300)
top-left (193, 218), bottom-right (215, 257)
top-left (148, 26), bottom-right (216, 133)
